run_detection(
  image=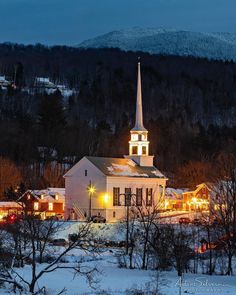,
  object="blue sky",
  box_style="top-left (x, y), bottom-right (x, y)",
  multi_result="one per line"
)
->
top-left (0, 0), bottom-right (235, 45)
